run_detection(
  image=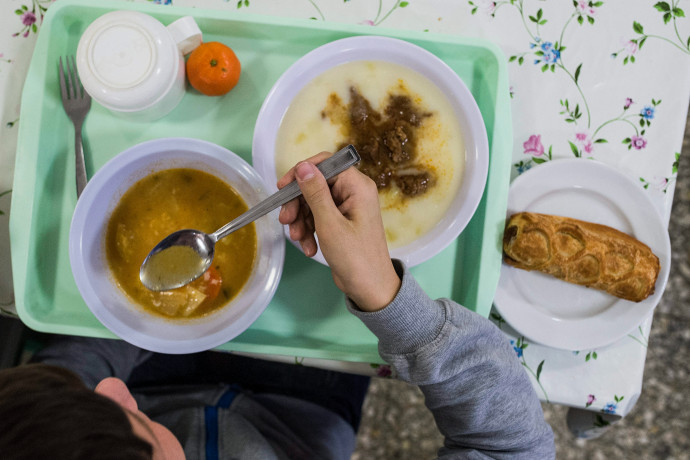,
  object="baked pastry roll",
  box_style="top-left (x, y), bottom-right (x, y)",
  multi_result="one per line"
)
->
top-left (502, 212), bottom-right (660, 302)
